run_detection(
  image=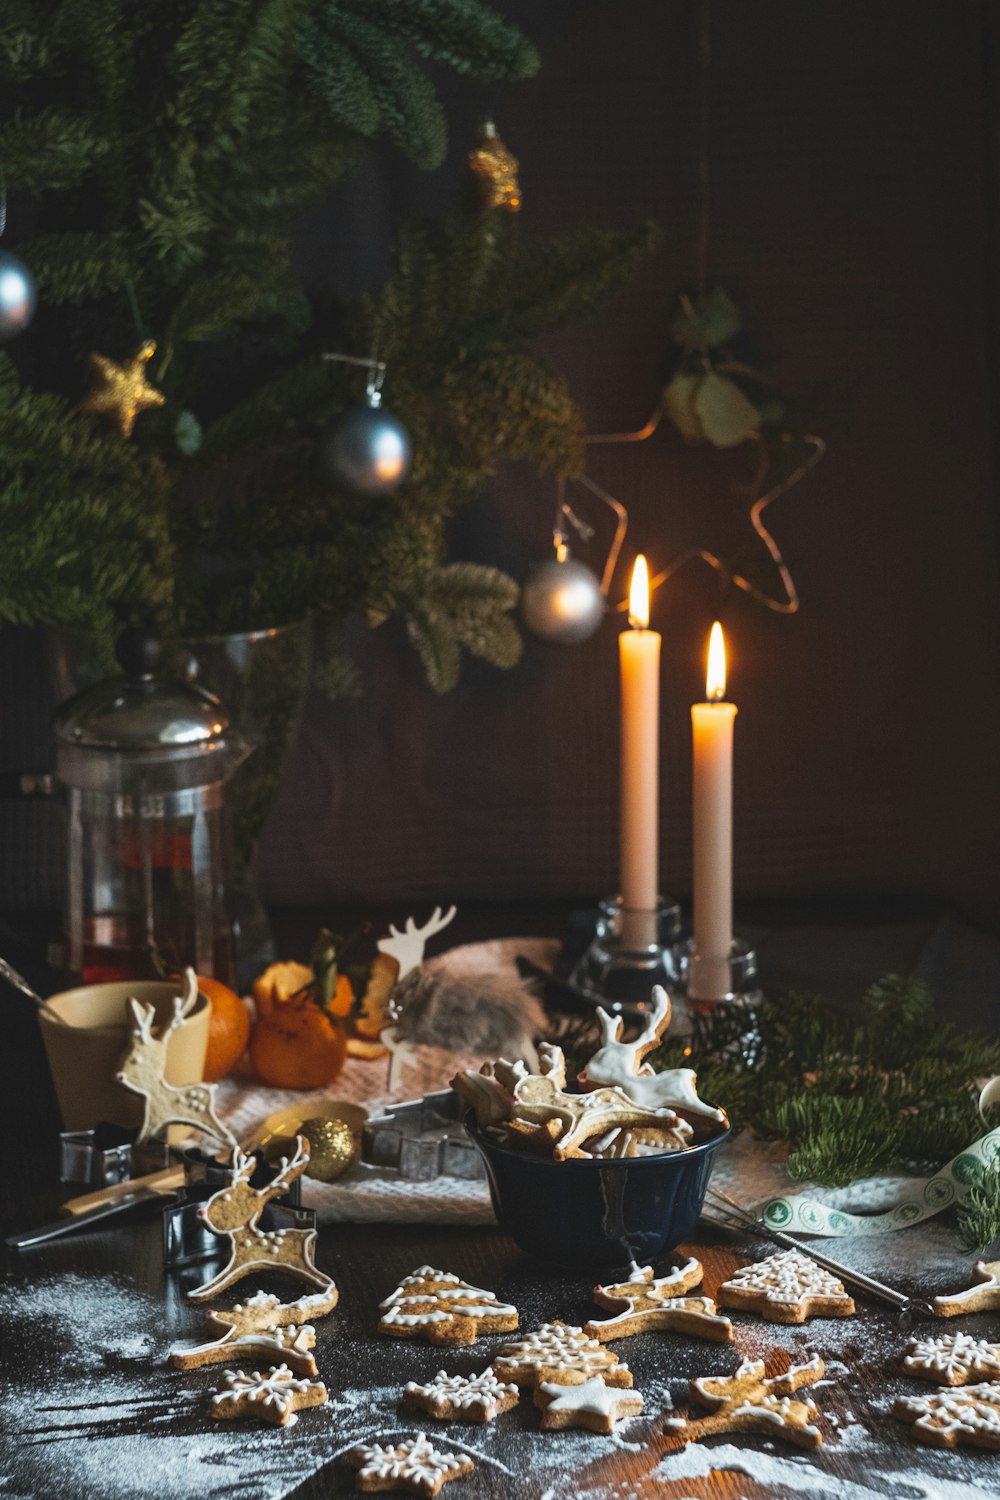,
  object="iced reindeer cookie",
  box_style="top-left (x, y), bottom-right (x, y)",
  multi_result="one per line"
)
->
top-left (171, 1320), bottom-right (318, 1375)
top-left (664, 1355), bottom-right (825, 1451)
top-left (187, 1137), bottom-right (336, 1303)
top-left (345, 1434), bottom-right (474, 1496)
top-left (492, 1321), bottom-right (633, 1388)
top-left (403, 1369), bottom-right (520, 1424)
top-left (893, 1384), bottom-right (1000, 1451)
top-left (900, 1332), bottom-right (1000, 1386)
top-left (534, 1375), bottom-right (644, 1434)
top-left (716, 1249), bottom-right (855, 1325)
top-left (209, 1364), bottom-right (328, 1427)
top-left (379, 1267), bottom-right (518, 1346)
top-left (584, 1257), bottom-right (733, 1344)
top-left (932, 1260), bottom-right (1000, 1317)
